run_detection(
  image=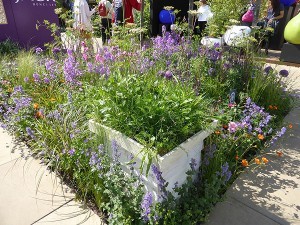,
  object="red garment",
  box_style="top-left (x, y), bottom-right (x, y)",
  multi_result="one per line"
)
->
top-left (124, 0), bottom-right (141, 23)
